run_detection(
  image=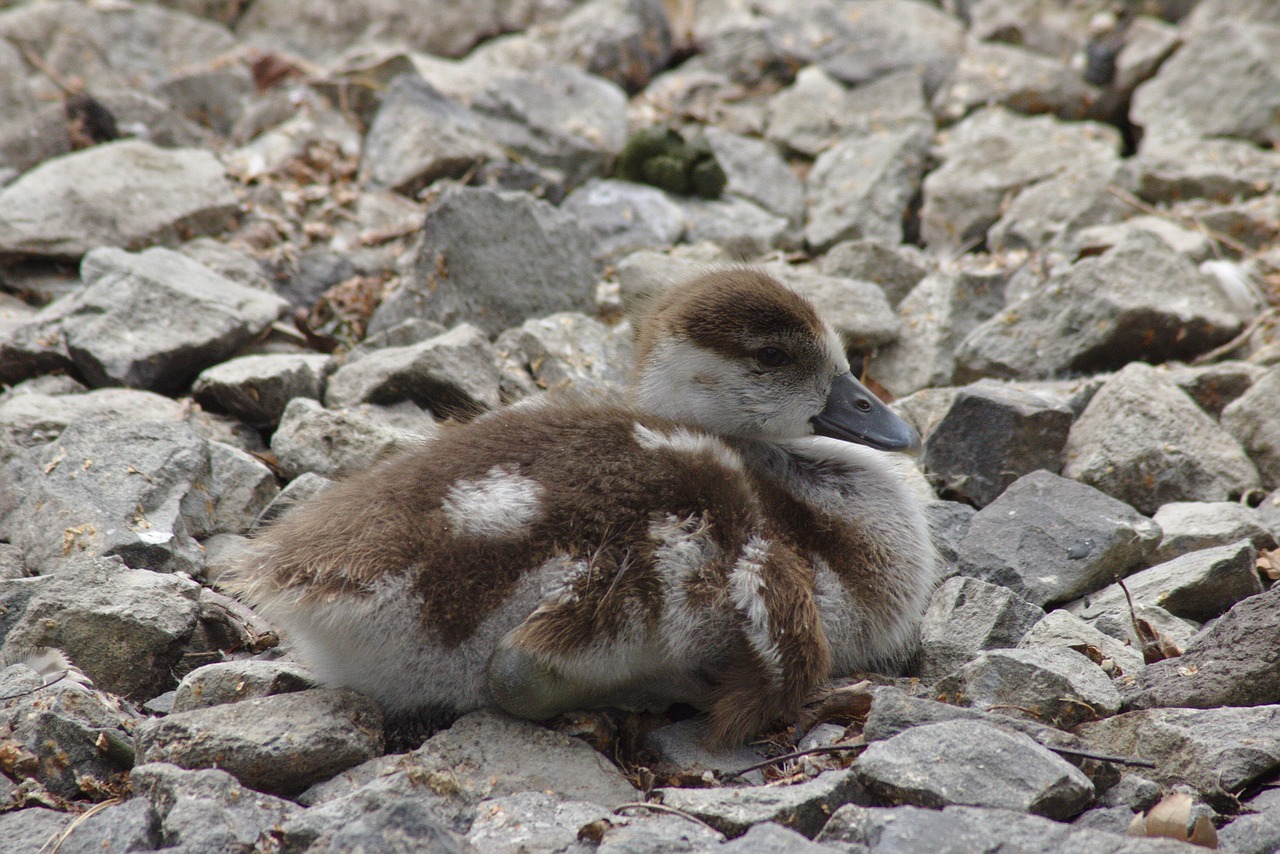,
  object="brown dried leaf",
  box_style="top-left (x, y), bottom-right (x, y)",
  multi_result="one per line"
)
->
top-left (1128, 792), bottom-right (1218, 849)
top-left (1258, 549), bottom-right (1280, 582)
top-left (1136, 618), bottom-right (1182, 664)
